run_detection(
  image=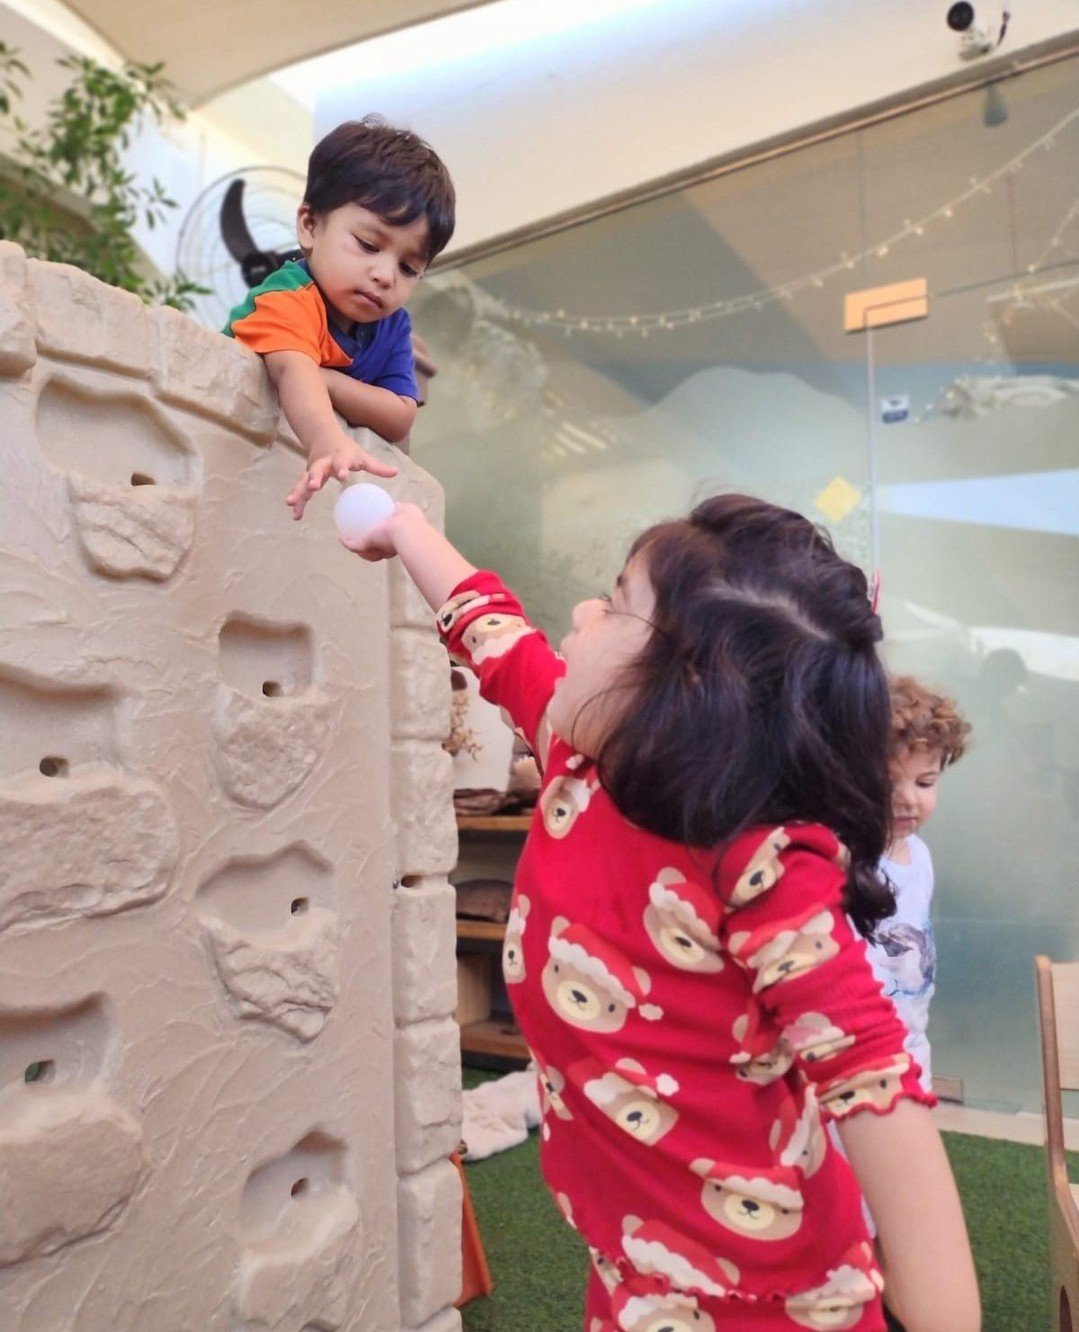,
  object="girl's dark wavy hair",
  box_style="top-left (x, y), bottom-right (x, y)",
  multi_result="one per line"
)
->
top-left (593, 493), bottom-right (895, 939)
